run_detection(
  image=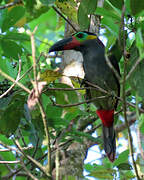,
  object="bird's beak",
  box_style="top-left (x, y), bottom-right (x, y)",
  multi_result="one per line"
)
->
top-left (49, 36), bottom-right (81, 53)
